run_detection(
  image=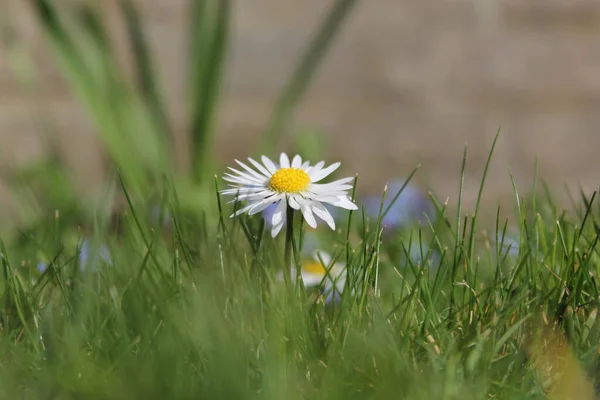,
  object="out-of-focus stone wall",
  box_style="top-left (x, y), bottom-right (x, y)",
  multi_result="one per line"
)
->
top-left (1, 0), bottom-right (599, 212)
